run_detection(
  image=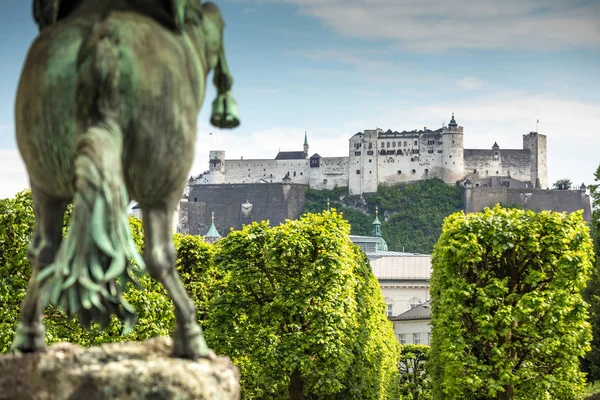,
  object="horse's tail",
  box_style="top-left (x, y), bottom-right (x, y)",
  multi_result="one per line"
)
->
top-left (38, 26), bottom-right (144, 333)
